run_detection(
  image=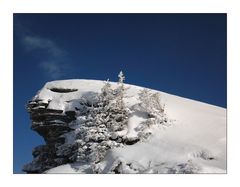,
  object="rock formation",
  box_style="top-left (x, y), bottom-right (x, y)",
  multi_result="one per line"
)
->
top-left (23, 99), bottom-right (76, 173)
